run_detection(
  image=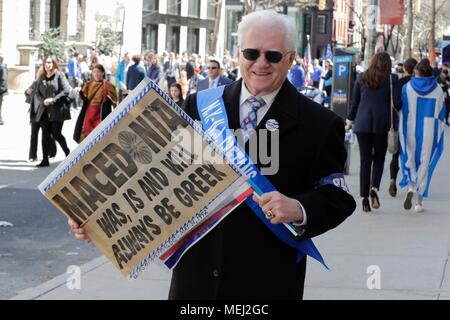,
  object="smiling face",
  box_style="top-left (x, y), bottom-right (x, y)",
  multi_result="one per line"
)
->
top-left (238, 26), bottom-right (294, 96)
top-left (92, 67), bottom-right (104, 81)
